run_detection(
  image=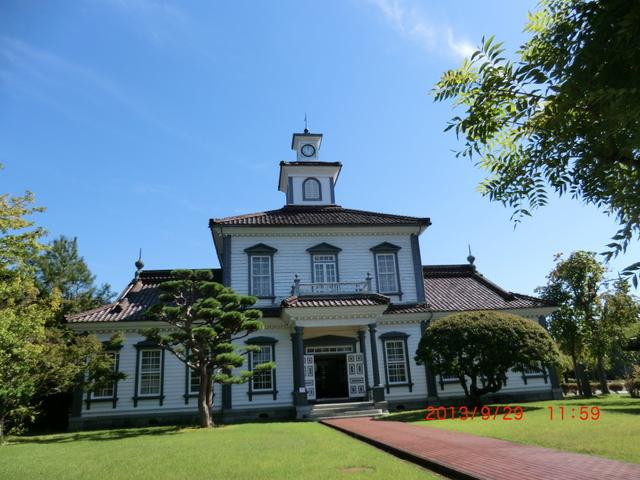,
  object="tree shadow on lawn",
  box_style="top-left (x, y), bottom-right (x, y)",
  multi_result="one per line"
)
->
top-left (377, 405), bottom-right (544, 423)
top-left (10, 426), bottom-right (183, 445)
